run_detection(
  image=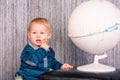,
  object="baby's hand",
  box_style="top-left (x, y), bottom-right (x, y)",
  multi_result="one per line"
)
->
top-left (61, 63), bottom-right (73, 70)
top-left (40, 39), bottom-right (49, 51)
